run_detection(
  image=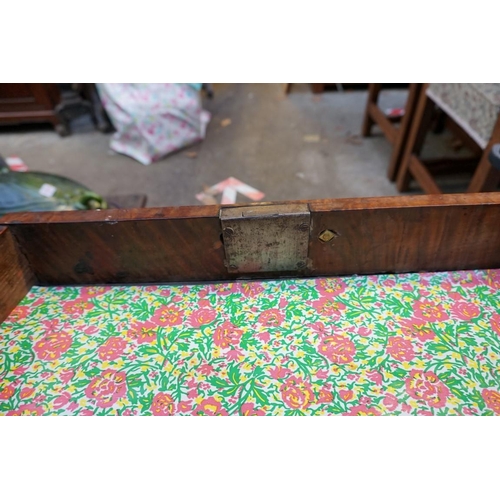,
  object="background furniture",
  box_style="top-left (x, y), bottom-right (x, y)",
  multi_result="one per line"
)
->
top-left (0, 84), bottom-right (67, 135)
top-left (0, 83), bottom-right (113, 136)
top-left (361, 83), bottom-right (423, 181)
top-left (397, 83), bottom-right (500, 193)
